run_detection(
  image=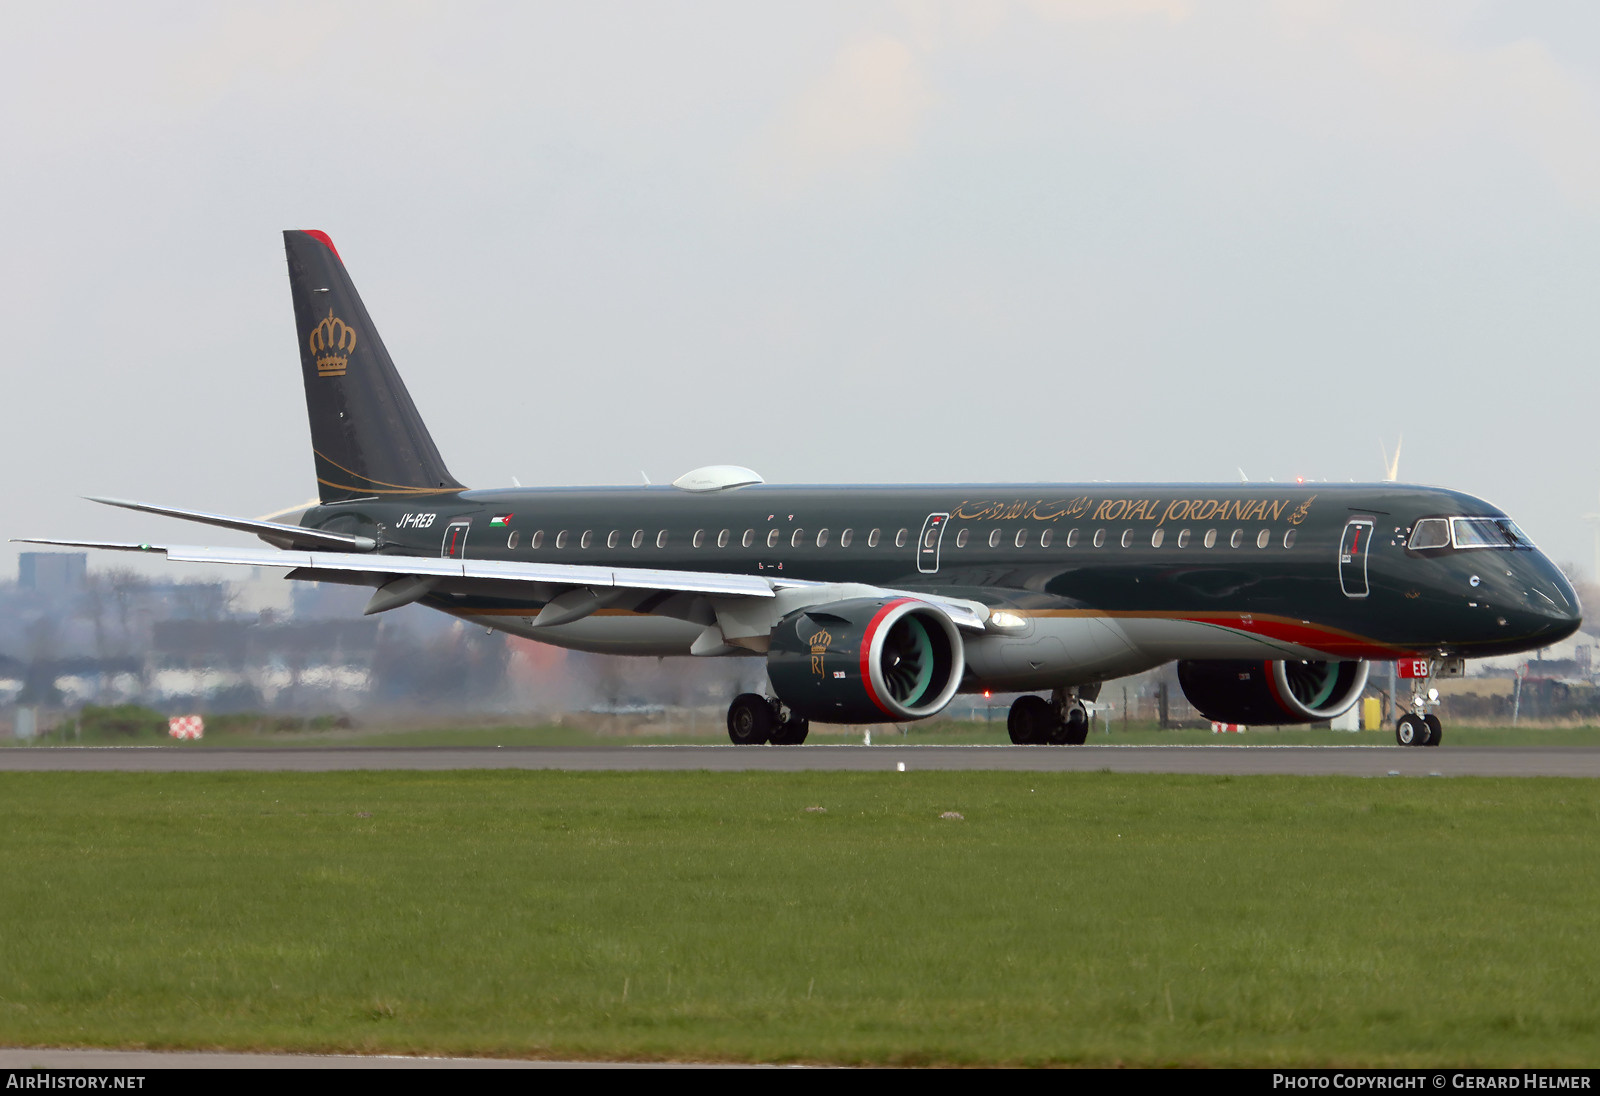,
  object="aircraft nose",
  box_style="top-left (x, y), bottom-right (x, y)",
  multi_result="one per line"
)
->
top-left (1522, 555), bottom-right (1582, 640)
